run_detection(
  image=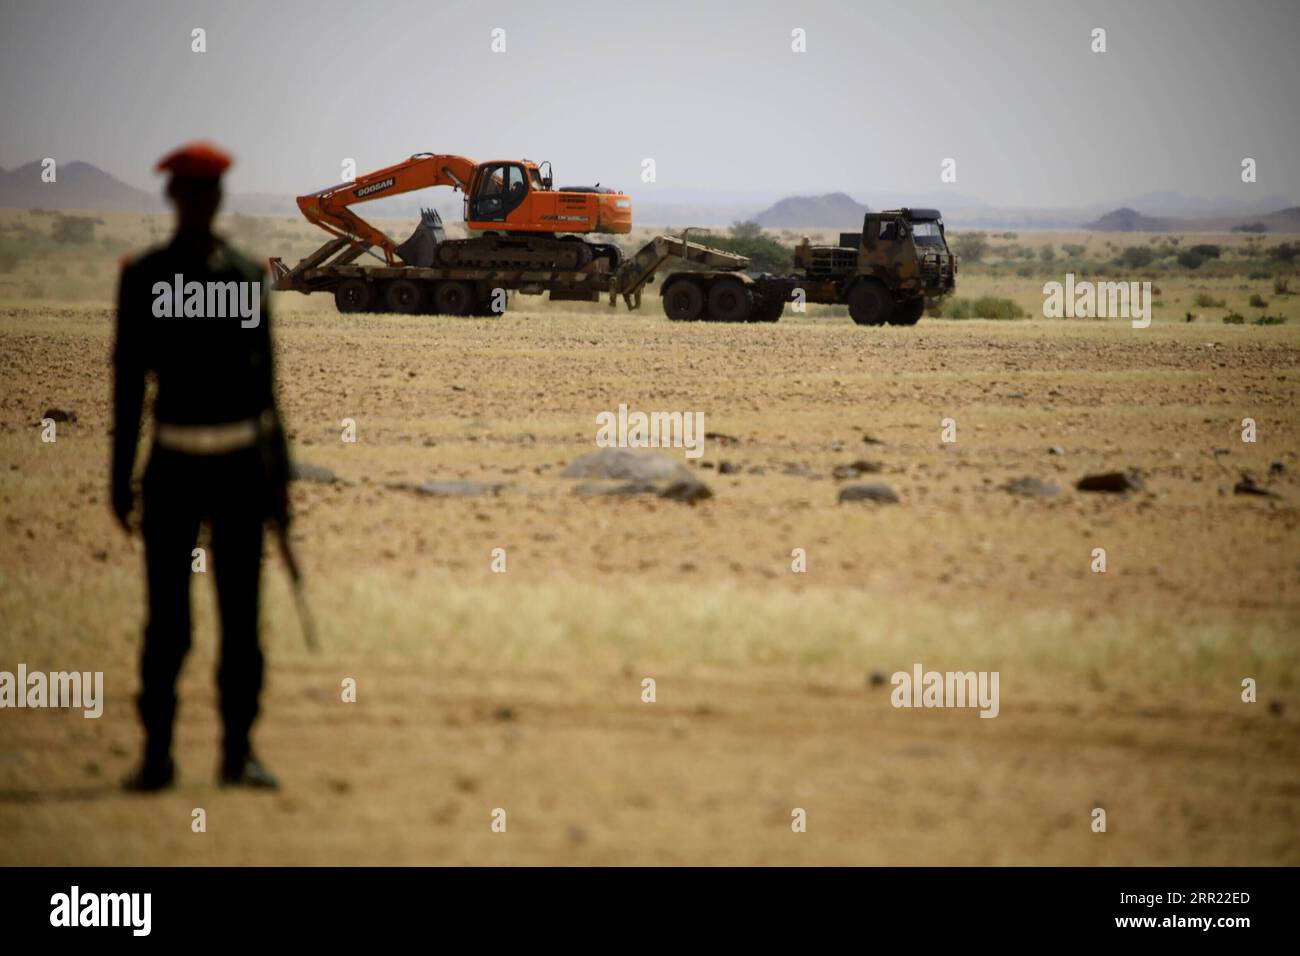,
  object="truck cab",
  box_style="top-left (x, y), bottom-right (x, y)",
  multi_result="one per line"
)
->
top-left (792, 207), bottom-right (957, 324)
top-left (859, 207), bottom-right (956, 301)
